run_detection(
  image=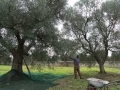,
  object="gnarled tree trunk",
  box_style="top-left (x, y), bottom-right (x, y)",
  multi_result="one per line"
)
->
top-left (98, 62), bottom-right (106, 74)
top-left (11, 52), bottom-right (23, 73)
top-left (0, 52), bottom-right (28, 85)
top-left (0, 44), bottom-right (29, 85)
